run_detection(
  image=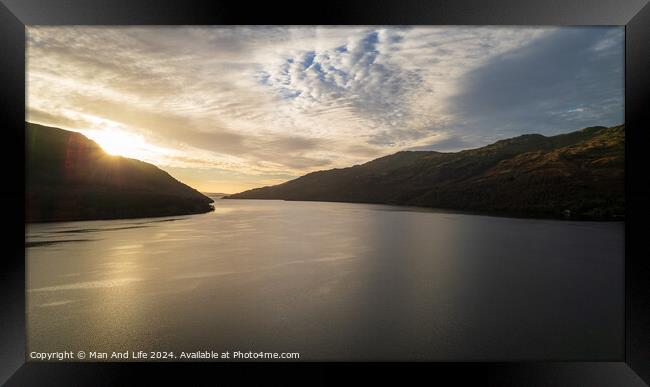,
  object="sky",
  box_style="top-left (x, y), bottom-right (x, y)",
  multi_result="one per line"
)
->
top-left (27, 26), bottom-right (624, 193)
